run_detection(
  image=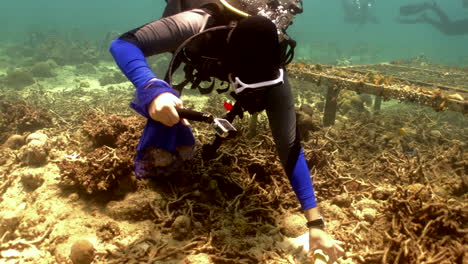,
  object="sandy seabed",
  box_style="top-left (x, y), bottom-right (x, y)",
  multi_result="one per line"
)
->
top-left (0, 42), bottom-right (467, 264)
